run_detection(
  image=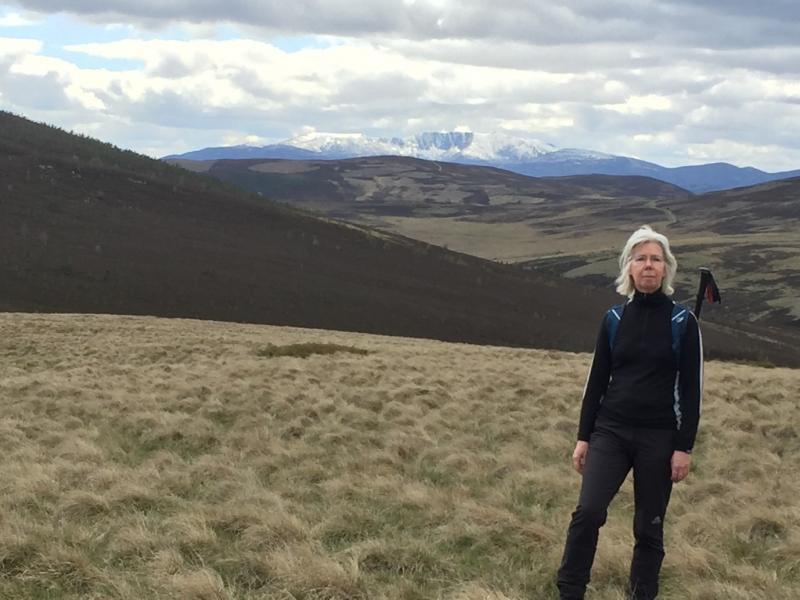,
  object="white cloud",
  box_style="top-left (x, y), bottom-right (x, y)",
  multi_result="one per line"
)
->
top-left (607, 94), bottom-right (673, 115)
top-left (221, 132), bottom-right (271, 146)
top-left (9, 49), bottom-right (72, 76)
top-left (686, 138), bottom-right (800, 171)
top-left (2, 2), bottom-right (800, 170)
top-left (0, 10), bottom-right (38, 26)
top-left (0, 36), bottom-right (41, 54)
